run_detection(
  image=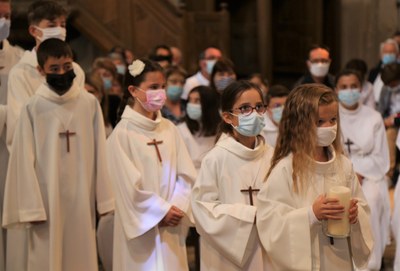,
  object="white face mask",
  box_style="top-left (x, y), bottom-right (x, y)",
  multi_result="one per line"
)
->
top-left (310, 62), bottom-right (330, 77)
top-left (206, 59), bottom-right (217, 75)
top-left (35, 26), bottom-right (66, 42)
top-left (316, 124), bottom-right (337, 147)
top-left (0, 18), bottom-right (10, 41)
